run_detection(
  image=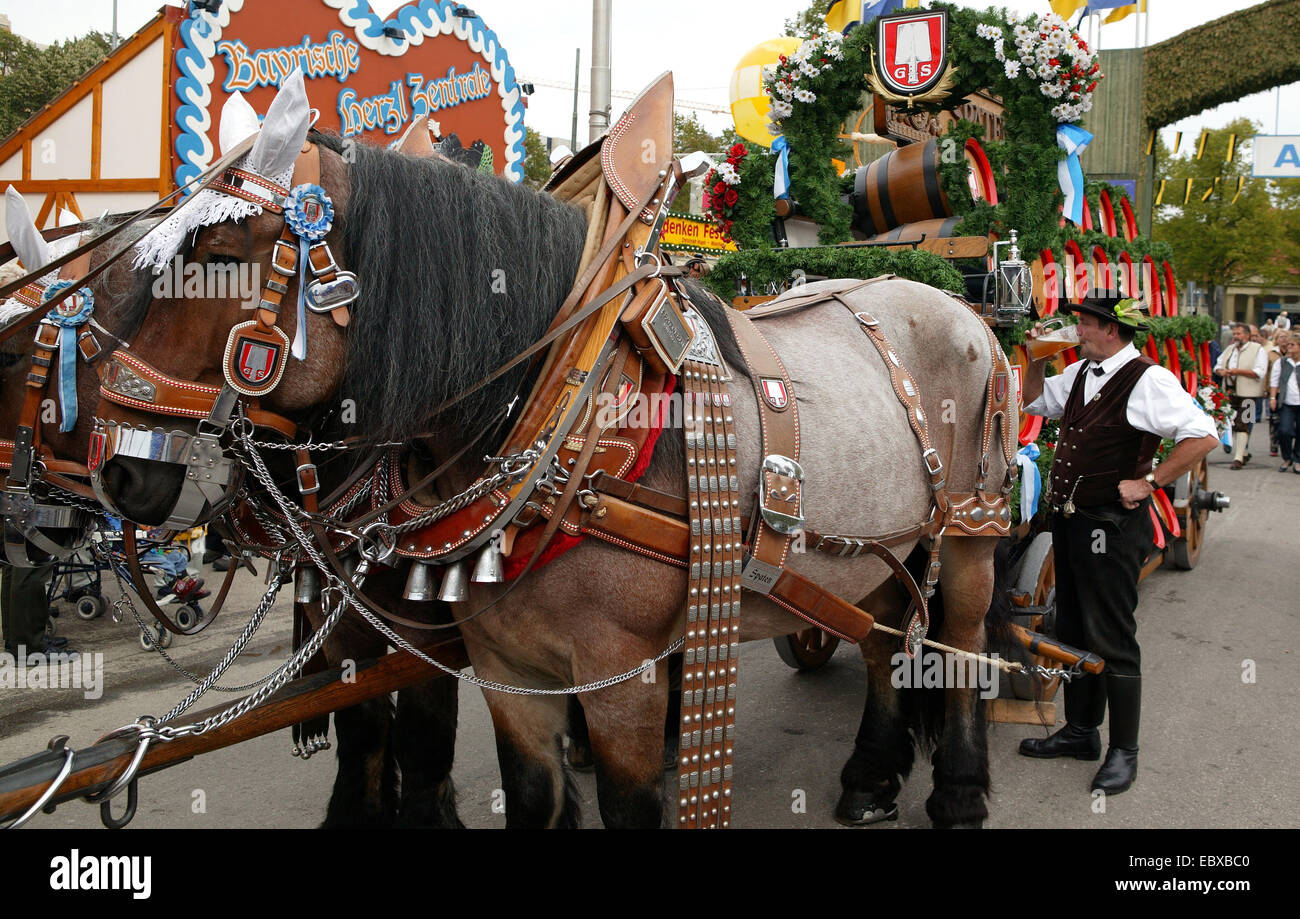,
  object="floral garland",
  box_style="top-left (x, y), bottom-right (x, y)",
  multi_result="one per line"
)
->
top-left (701, 143), bottom-right (748, 240)
top-left (764, 31), bottom-right (846, 131)
top-left (976, 12), bottom-right (1102, 124)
